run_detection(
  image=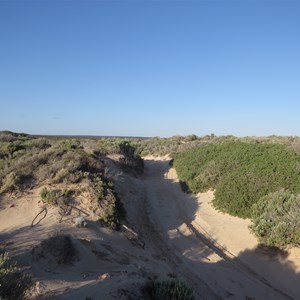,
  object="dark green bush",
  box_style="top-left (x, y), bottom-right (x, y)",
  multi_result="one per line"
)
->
top-left (146, 279), bottom-right (194, 300)
top-left (250, 190), bottom-right (300, 246)
top-left (173, 142), bottom-right (300, 218)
